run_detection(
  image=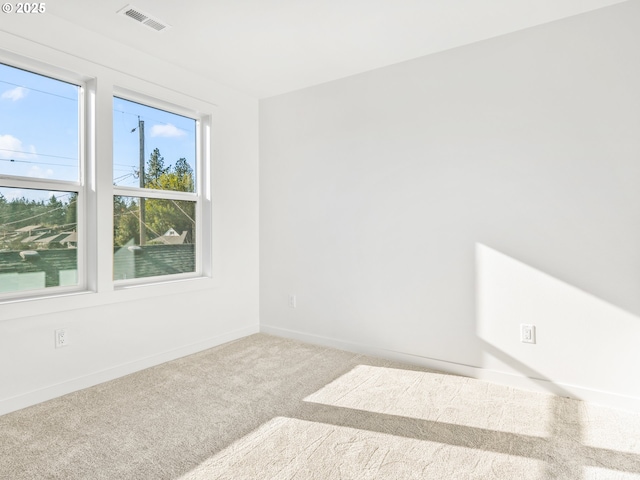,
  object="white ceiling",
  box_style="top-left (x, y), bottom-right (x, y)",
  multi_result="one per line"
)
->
top-left (49, 0), bottom-right (628, 98)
